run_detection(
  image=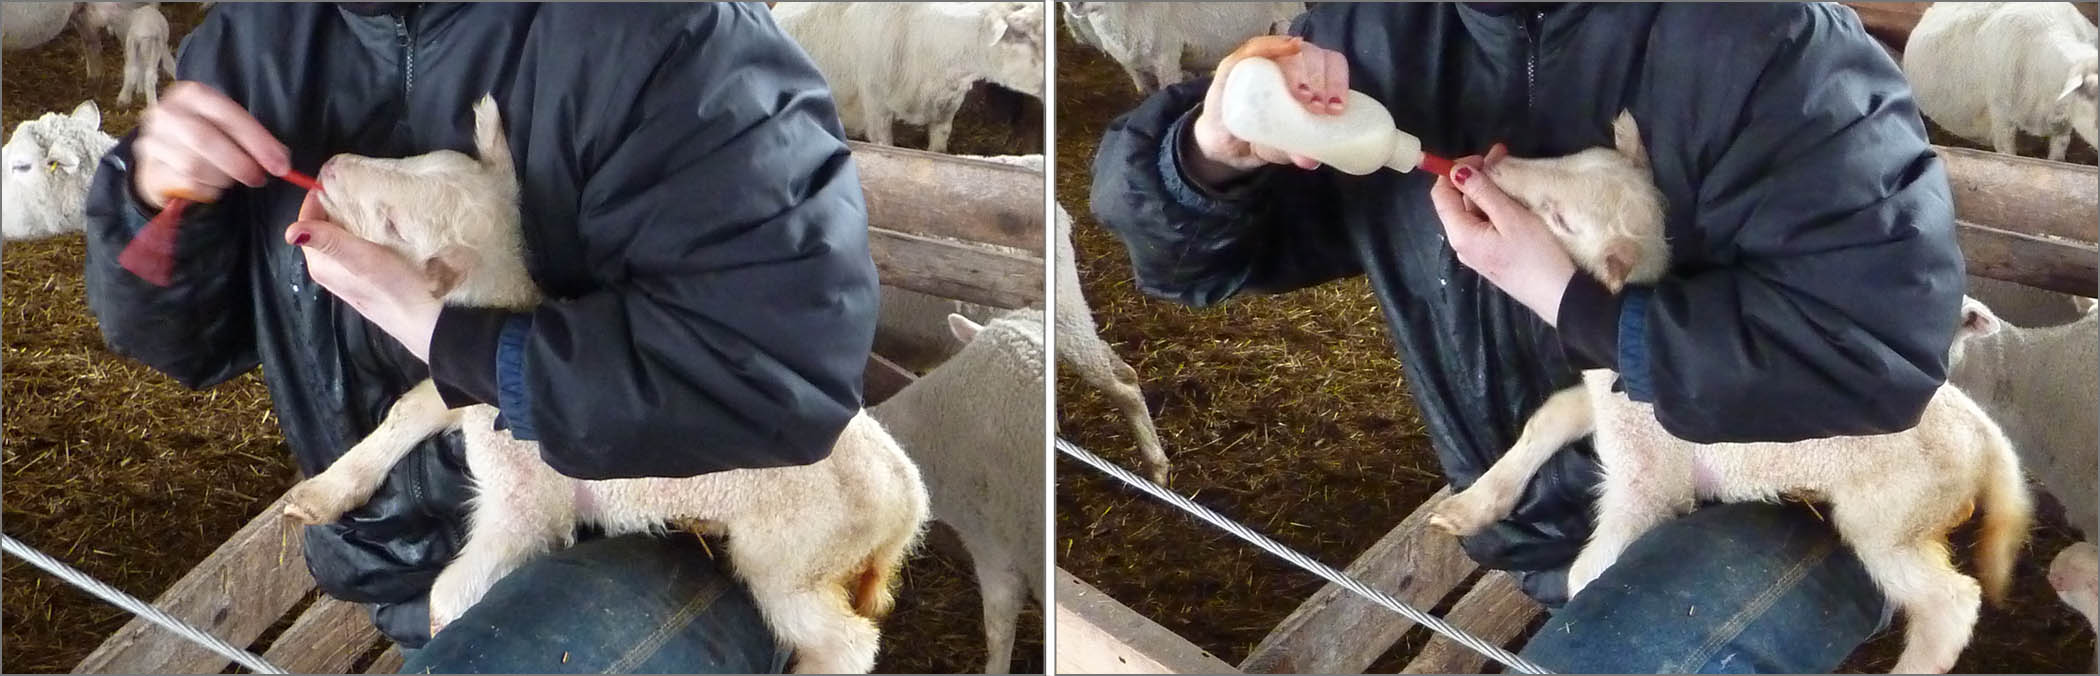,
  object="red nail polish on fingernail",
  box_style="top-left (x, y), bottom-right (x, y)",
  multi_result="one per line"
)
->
top-left (1454, 166), bottom-right (1473, 184)
top-left (1327, 97), bottom-right (1342, 106)
top-left (292, 233), bottom-right (311, 246)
